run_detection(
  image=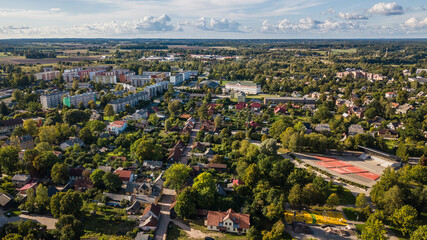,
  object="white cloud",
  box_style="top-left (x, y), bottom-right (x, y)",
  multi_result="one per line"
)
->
top-left (49, 8), bottom-right (61, 12)
top-left (338, 12), bottom-right (368, 20)
top-left (262, 17), bottom-right (359, 33)
top-left (404, 17), bottom-right (427, 28)
top-left (195, 17), bottom-right (242, 32)
top-left (73, 15), bottom-right (178, 34)
top-left (368, 2), bottom-right (404, 16)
